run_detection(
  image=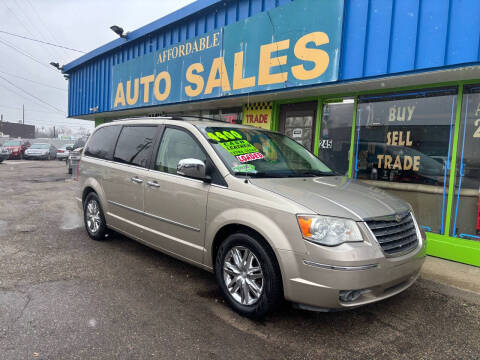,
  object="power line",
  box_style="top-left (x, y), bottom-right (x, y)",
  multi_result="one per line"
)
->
top-left (1, 0), bottom-right (59, 62)
top-left (1, 0), bottom-right (37, 41)
top-left (0, 82), bottom-right (65, 114)
top-left (0, 30), bottom-right (86, 53)
top-left (0, 80), bottom-right (66, 114)
top-left (0, 37), bottom-right (57, 72)
top-left (0, 70), bottom-right (67, 91)
top-left (25, 0), bottom-right (69, 59)
top-left (0, 103), bottom-right (66, 115)
top-left (0, 74), bottom-right (65, 114)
